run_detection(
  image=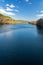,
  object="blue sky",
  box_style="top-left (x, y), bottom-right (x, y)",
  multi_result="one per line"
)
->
top-left (0, 0), bottom-right (43, 20)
